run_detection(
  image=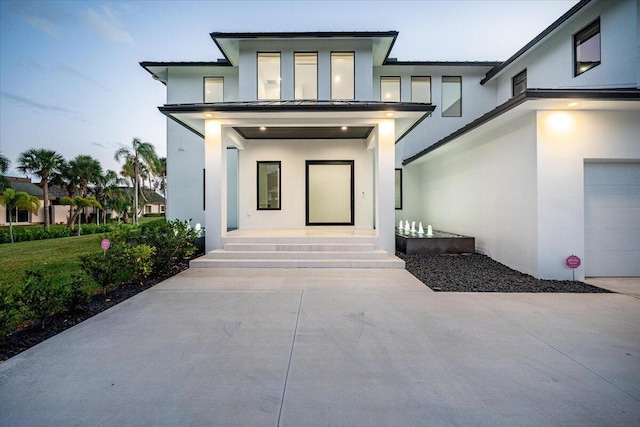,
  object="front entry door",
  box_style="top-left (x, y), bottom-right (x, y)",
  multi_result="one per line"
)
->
top-left (306, 160), bottom-right (354, 225)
